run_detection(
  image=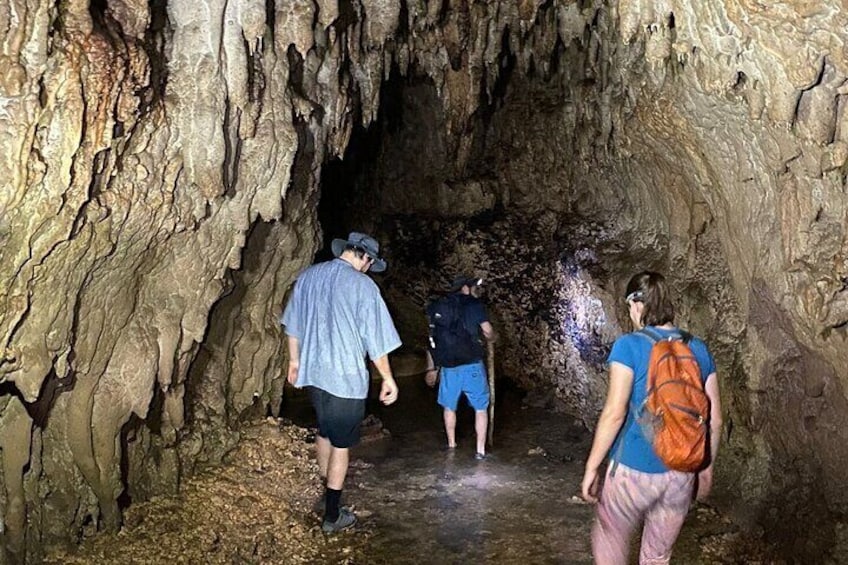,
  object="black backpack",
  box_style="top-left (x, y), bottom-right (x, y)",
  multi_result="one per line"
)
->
top-left (426, 294), bottom-right (481, 368)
